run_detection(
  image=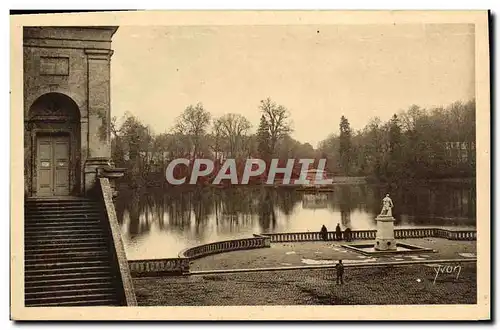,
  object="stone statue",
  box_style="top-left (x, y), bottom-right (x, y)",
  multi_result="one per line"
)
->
top-left (380, 193), bottom-right (394, 216)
